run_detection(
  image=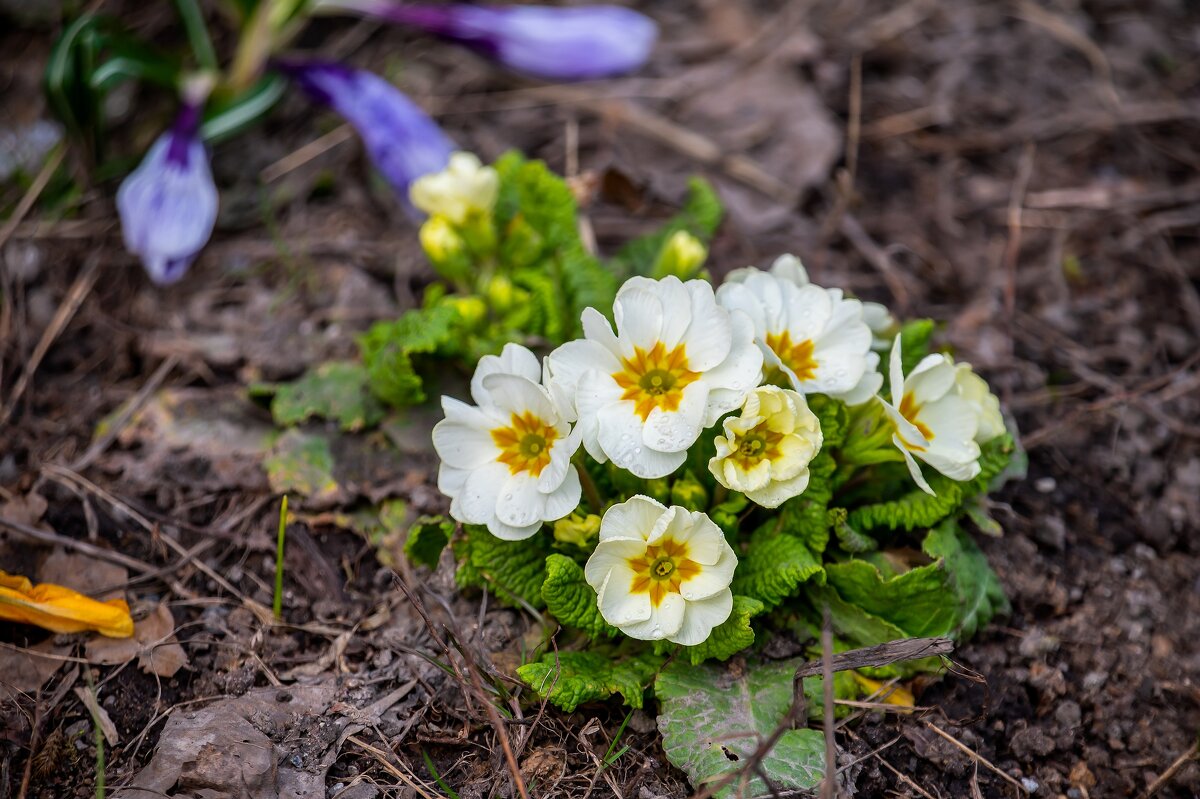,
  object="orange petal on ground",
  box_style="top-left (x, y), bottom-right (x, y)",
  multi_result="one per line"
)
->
top-left (0, 570), bottom-right (134, 638)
